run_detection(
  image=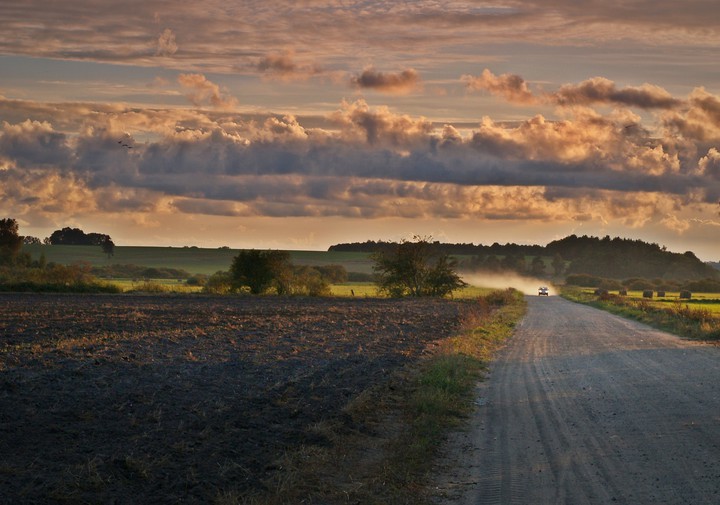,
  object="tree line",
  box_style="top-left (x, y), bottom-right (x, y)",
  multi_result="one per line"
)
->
top-left (330, 234), bottom-right (719, 281)
top-left (22, 225), bottom-right (116, 257)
